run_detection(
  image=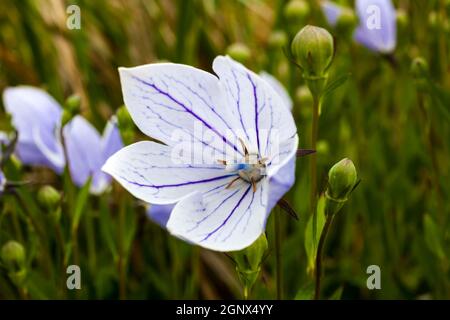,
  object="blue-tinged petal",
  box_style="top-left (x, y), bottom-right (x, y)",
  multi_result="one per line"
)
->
top-left (119, 63), bottom-right (244, 161)
top-left (0, 169), bottom-right (5, 194)
top-left (147, 204), bottom-right (174, 227)
top-left (3, 86), bottom-right (65, 172)
top-left (266, 134), bottom-right (298, 179)
top-left (321, 1), bottom-right (345, 26)
top-left (259, 71), bottom-right (293, 110)
top-left (101, 116), bottom-right (124, 162)
top-left (63, 116), bottom-right (107, 194)
top-left (354, 0), bottom-right (397, 53)
top-left (147, 150), bottom-right (297, 231)
top-left (267, 147), bottom-right (297, 213)
top-left (212, 56), bottom-right (297, 159)
top-left (167, 179), bottom-right (269, 252)
top-left (102, 141), bottom-right (240, 204)
top-left (33, 125), bottom-right (65, 171)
